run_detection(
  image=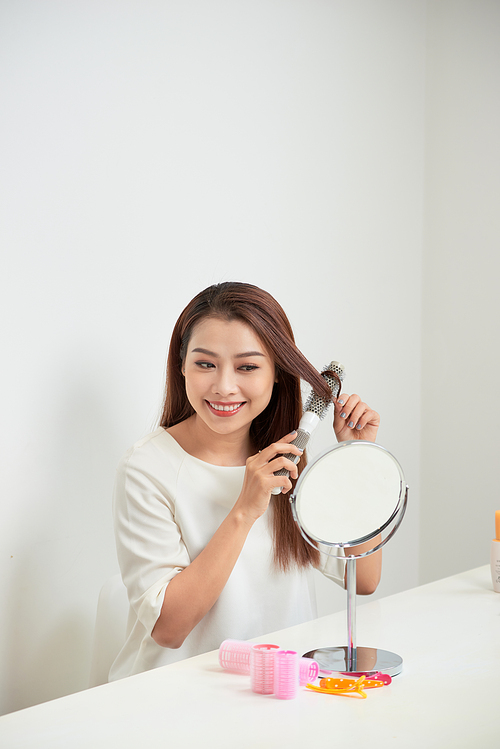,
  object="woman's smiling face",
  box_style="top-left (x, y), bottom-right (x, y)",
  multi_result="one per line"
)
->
top-left (182, 316), bottom-right (276, 438)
